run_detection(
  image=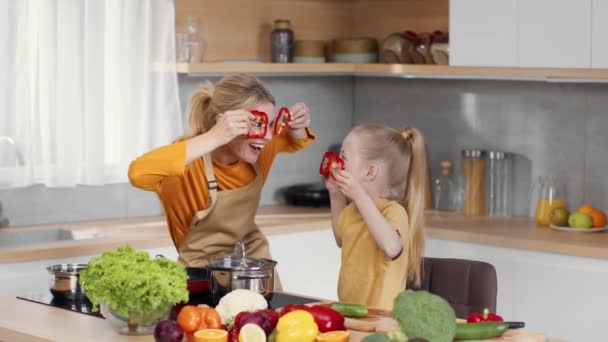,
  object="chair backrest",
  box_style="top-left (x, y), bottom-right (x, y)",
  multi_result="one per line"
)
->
top-left (407, 257), bottom-right (497, 319)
